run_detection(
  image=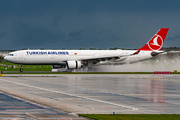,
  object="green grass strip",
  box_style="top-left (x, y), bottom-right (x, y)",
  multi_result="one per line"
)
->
top-left (1, 72), bottom-right (180, 74)
top-left (78, 114), bottom-right (180, 120)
